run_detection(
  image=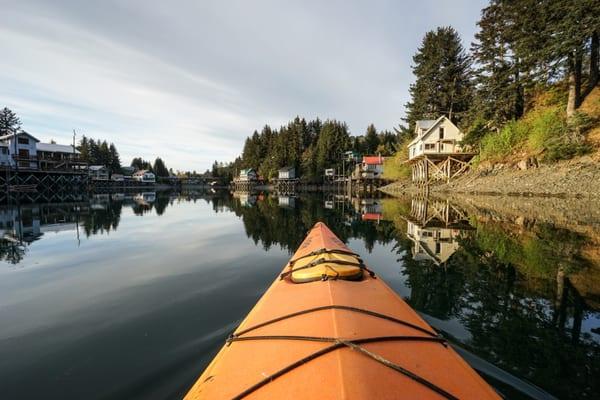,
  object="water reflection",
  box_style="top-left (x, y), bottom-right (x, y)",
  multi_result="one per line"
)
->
top-left (0, 190), bottom-right (598, 399)
top-left (228, 191), bottom-right (600, 399)
top-left (405, 197), bottom-right (473, 266)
